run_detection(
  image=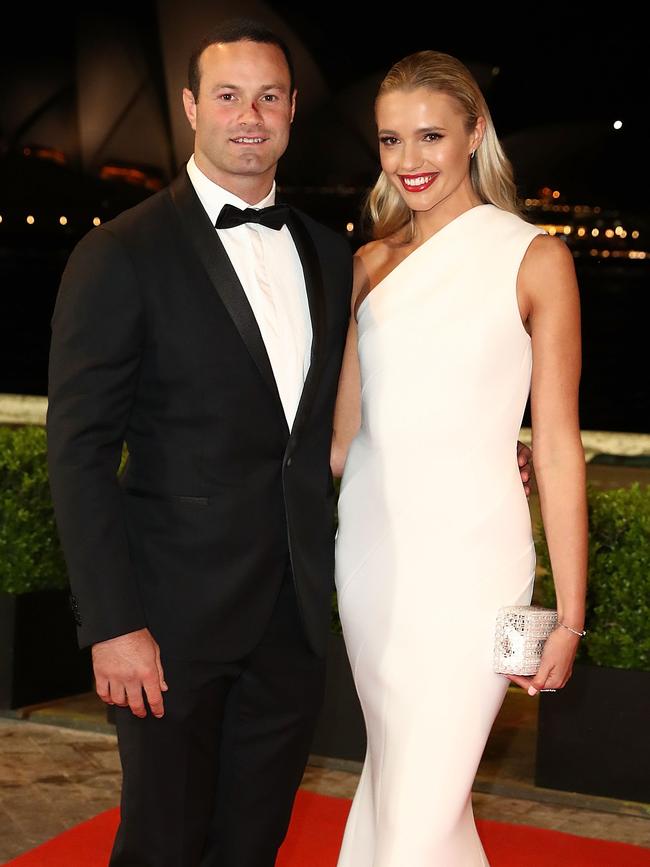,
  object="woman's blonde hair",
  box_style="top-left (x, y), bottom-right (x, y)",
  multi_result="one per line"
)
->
top-left (367, 50), bottom-right (520, 242)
